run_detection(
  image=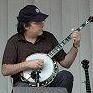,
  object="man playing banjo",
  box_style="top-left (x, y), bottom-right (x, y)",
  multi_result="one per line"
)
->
top-left (1, 5), bottom-right (80, 93)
